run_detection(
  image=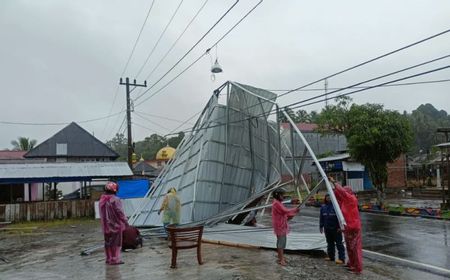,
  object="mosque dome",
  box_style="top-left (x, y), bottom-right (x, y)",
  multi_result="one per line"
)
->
top-left (156, 145), bottom-right (176, 161)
